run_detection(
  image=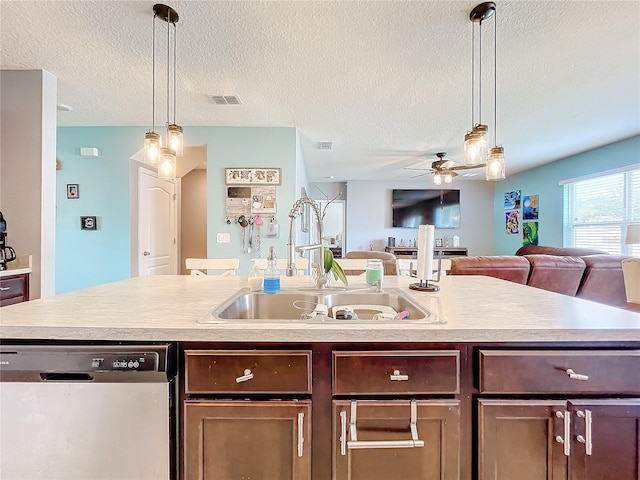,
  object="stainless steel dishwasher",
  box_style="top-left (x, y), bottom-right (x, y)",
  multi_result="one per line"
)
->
top-left (0, 344), bottom-right (176, 480)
